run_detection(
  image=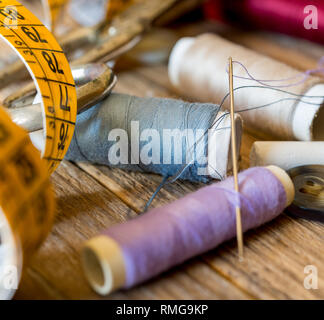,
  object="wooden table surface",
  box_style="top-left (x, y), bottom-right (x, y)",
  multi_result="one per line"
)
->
top-left (15, 21), bottom-right (324, 300)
